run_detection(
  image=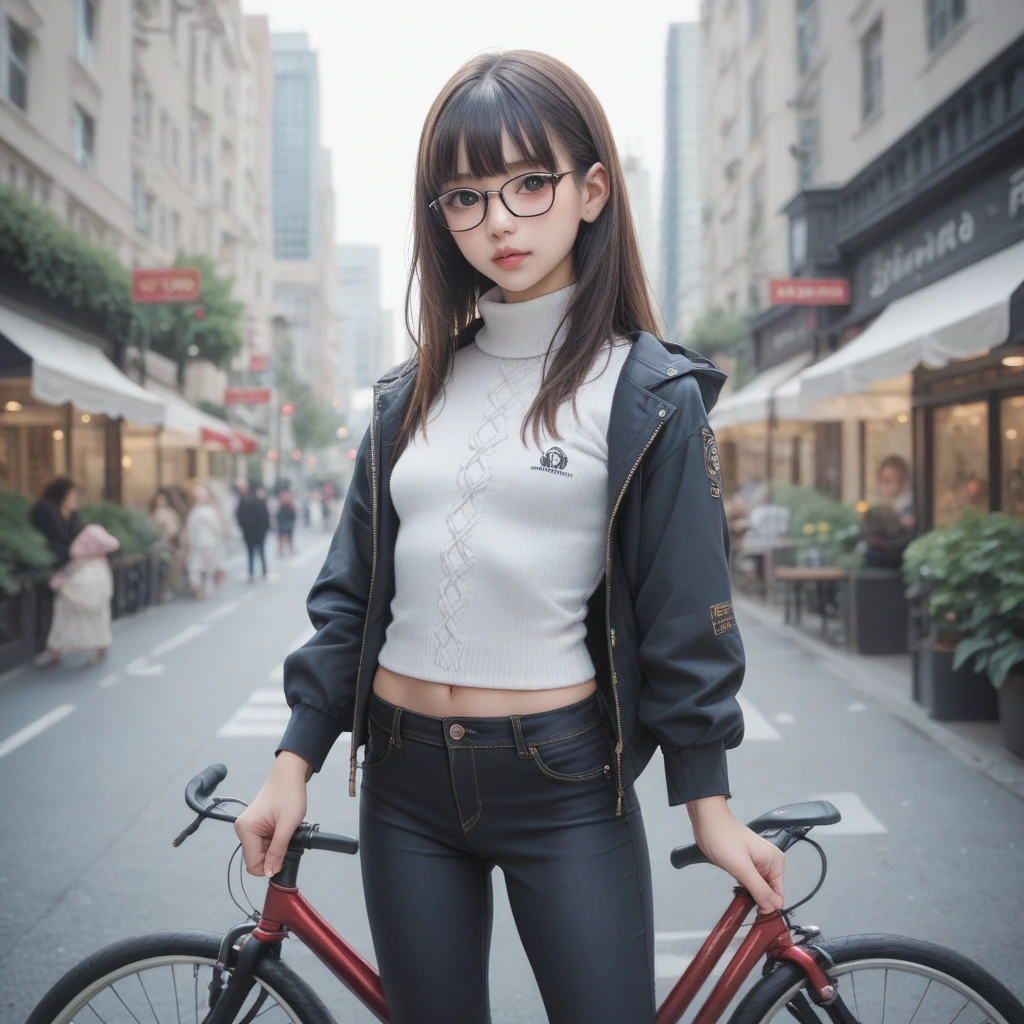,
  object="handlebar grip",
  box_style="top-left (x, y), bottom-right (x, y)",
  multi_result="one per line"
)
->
top-left (185, 763), bottom-right (228, 813)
